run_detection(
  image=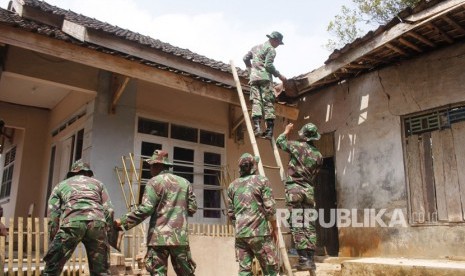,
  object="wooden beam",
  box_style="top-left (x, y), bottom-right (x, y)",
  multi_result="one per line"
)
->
top-left (110, 75), bottom-right (130, 114)
top-left (427, 22), bottom-right (454, 43)
top-left (398, 37), bottom-right (423, 53)
top-left (406, 31), bottom-right (437, 47)
top-left (442, 14), bottom-right (465, 34)
top-left (298, 0), bottom-right (462, 93)
top-left (0, 25), bottom-right (299, 119)
top-left (385, 43), bottom-right (409, 56)
top-left (61, 20), bottom-right (239, 88)
top-left (12, 0), bottom-right (64, 28)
